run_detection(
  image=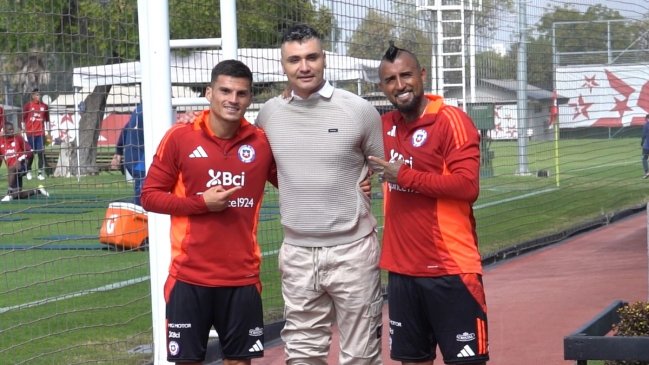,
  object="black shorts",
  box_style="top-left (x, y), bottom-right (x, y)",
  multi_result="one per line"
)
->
top-left (164, 278), bottom-right (264, 362)
top-left (387, 272), bottom-right (489, 364)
